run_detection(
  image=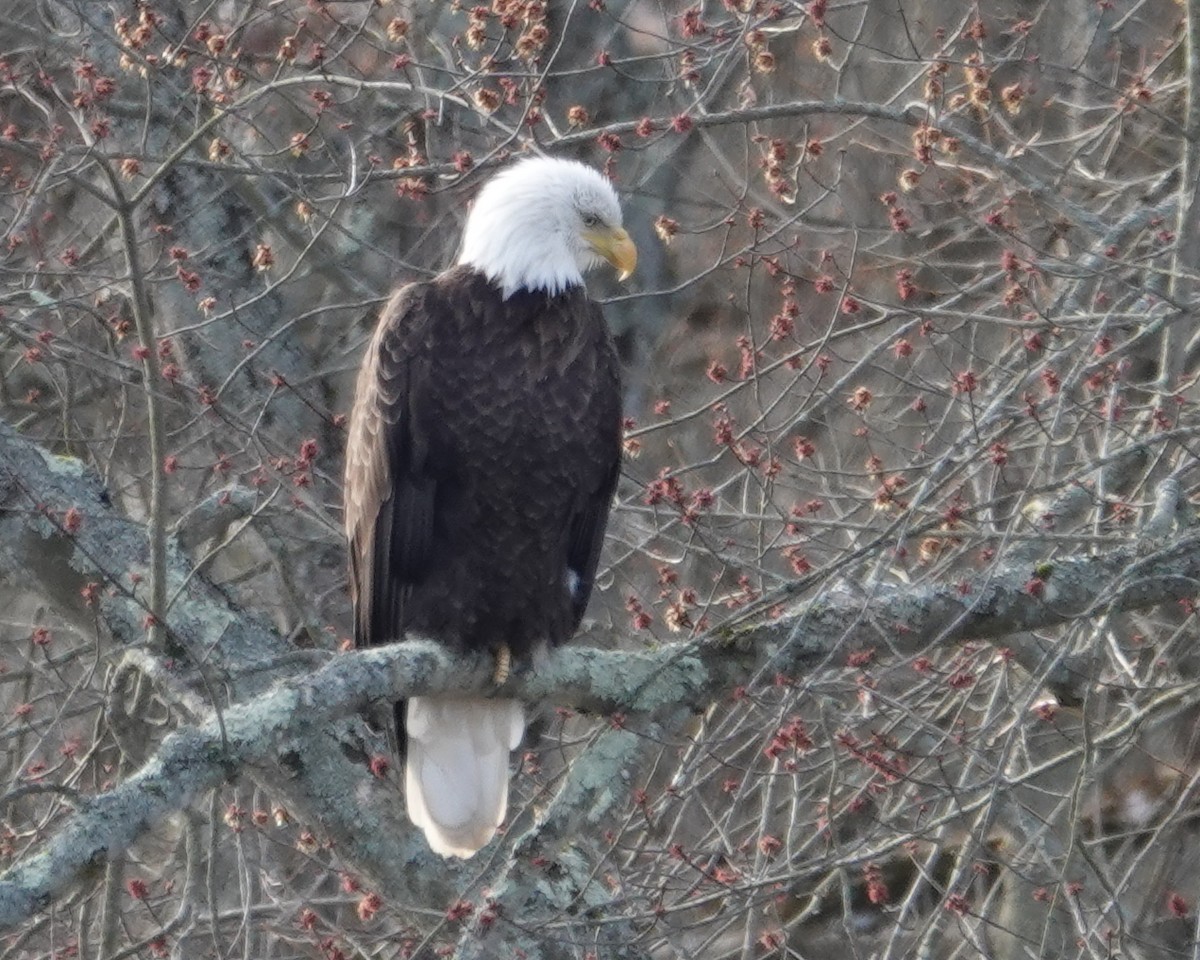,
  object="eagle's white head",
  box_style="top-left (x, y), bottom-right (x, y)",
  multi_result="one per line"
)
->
top-left (458, 156), bottom-right (637, 300)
